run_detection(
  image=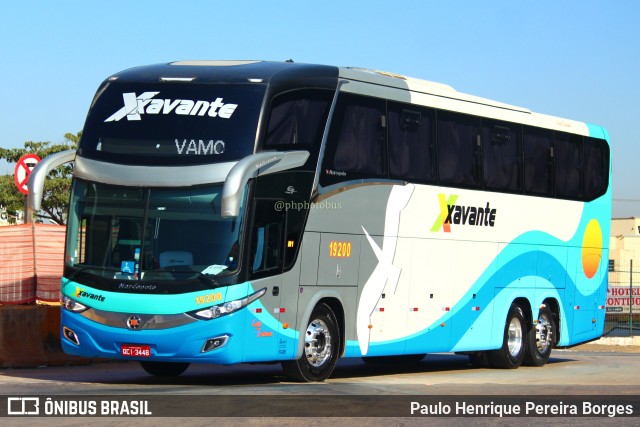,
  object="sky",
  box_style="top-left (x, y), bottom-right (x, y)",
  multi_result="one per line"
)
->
top-left (1, 0), bottom-right (638, 217)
